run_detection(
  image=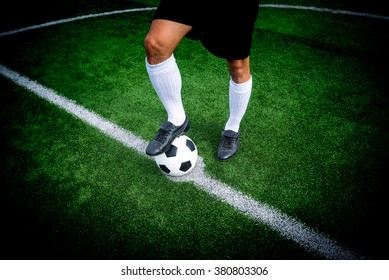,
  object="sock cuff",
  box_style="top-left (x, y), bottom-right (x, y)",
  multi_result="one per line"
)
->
top-left (230, 75), bottom-right (252, 93)
top-left (145, 54), bottom-right (176, 76)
